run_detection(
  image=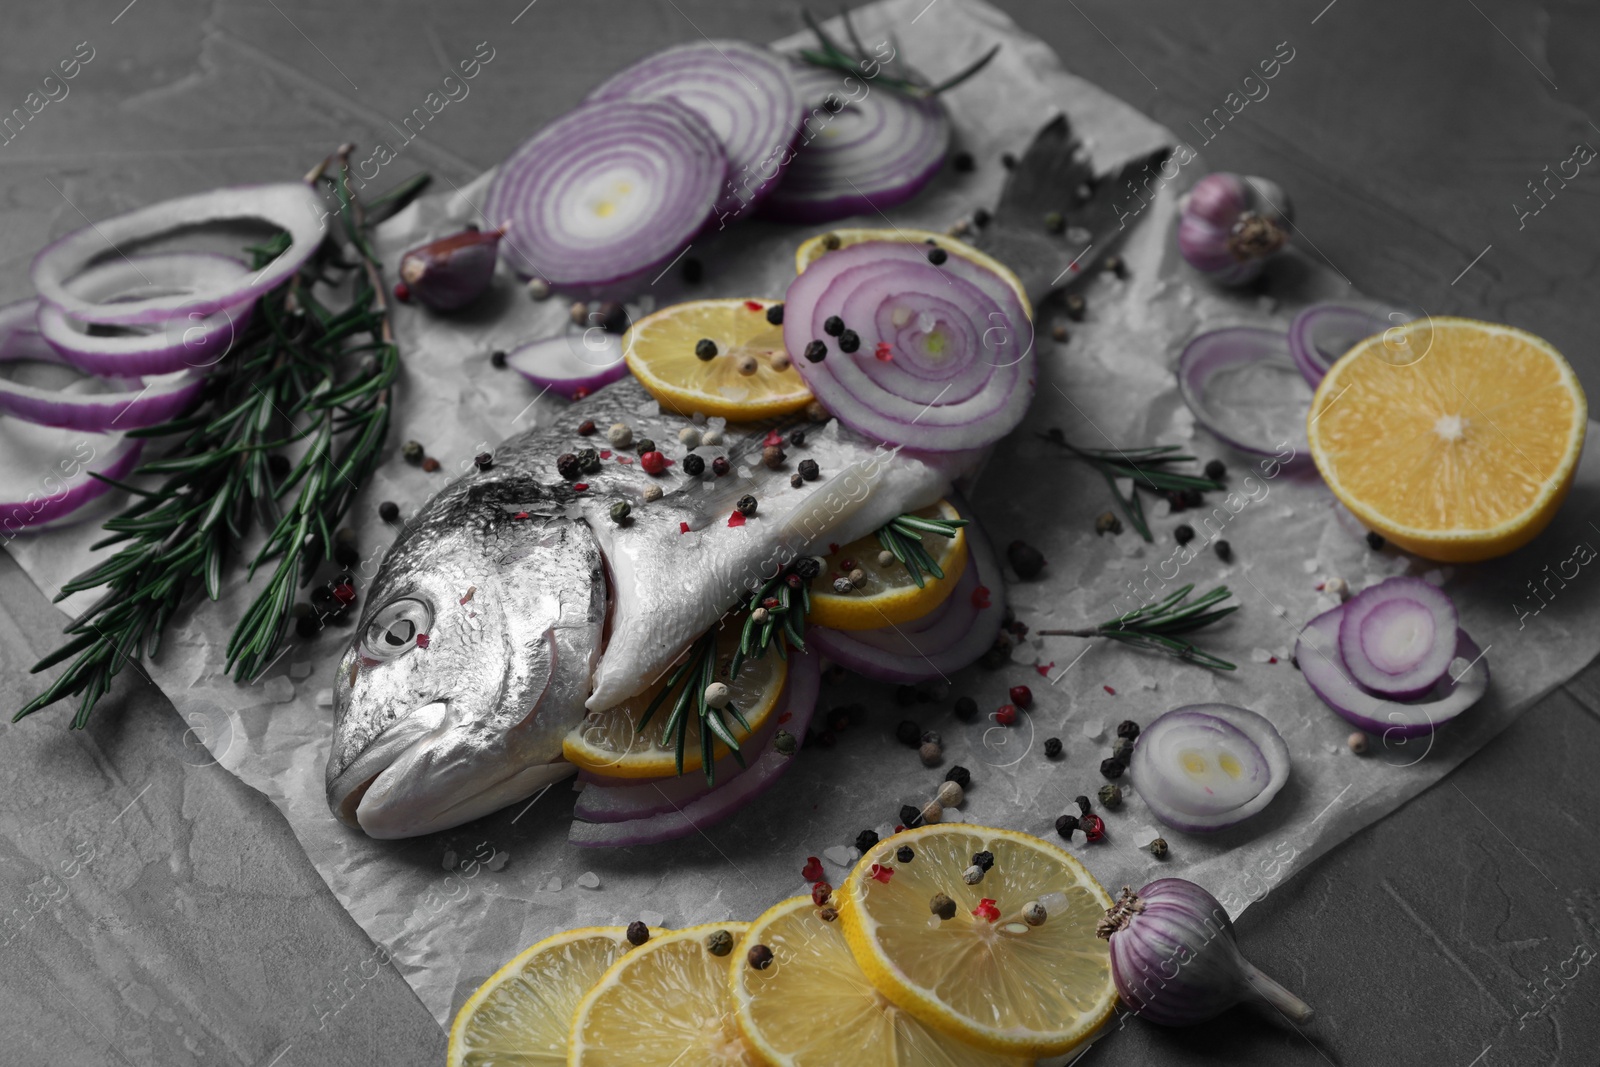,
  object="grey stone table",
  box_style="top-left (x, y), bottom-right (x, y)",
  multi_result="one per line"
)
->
top-left (2, 2), bottom-right (1597, 1064)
